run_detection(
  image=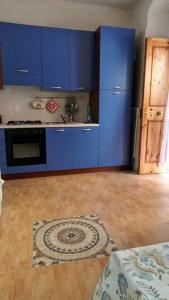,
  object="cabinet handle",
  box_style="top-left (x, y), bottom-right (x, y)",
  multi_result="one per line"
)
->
top-left (114, 86), bottom-right (121, 89)
top-left (54, 129), bottom-right (65, 132)
top-left (78, 87), bottom-right (85, 90)
top-left (51, 86), bottom-right (62, 89)
top-left (17, 69), bottom-right (28, 73)
top-left (81, 128), bottom-right (92, 131)
top-left (112, 92), bottom-right (120, 95)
